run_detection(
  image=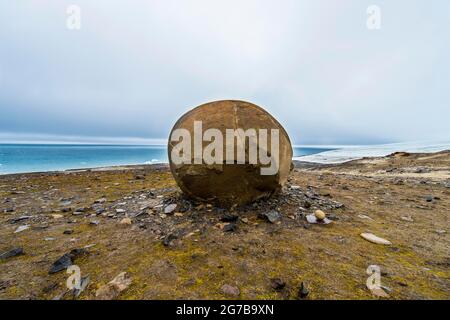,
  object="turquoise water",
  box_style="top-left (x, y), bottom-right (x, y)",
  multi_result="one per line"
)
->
top-left (0, 144), bottom-right (334, 174)
top-left (292, 147), bottom-right (335, 158)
